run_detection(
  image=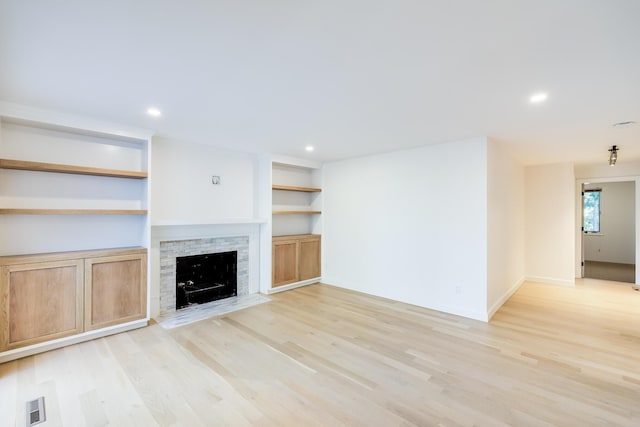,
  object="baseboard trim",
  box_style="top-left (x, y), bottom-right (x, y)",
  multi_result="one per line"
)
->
top-left (322, 281), bottom-right (488, 322)
top-left (426, 302), bottom-right (488, 323)
top-left (266, 277), bottom-right (321, 294)
top-left (525, 275), bottom-right (575, 287)
top-left (487, 276), bottom-right (525, 320)
top-left (0, 319), bottom-right (149, 364)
